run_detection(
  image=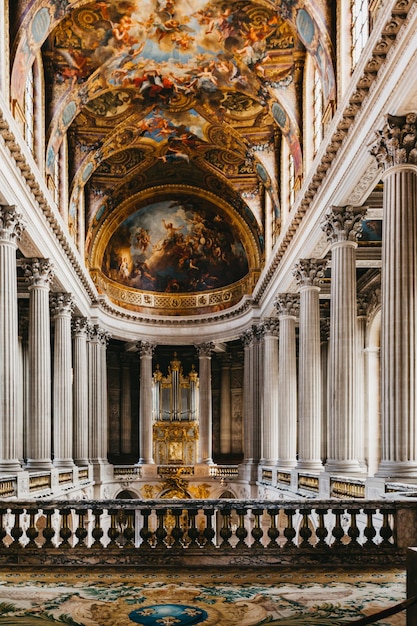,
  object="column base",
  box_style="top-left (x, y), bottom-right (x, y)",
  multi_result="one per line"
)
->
top-left (376, 461), bottom-right (417, 481)
top-left (325, 459), bottom-right (365, 475)
top-left (25, 459), bottom-right (53, 471)
top-left (53, 459), bottom-right (75, 469)
top-left (296, 460), bottom-right (324, 472)
top-left (0, 460), bottom-right (23, 473)
top-left (138, 458), bottom-right (155, 465)
top-left (277, 460), bottom-right (297, 470)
